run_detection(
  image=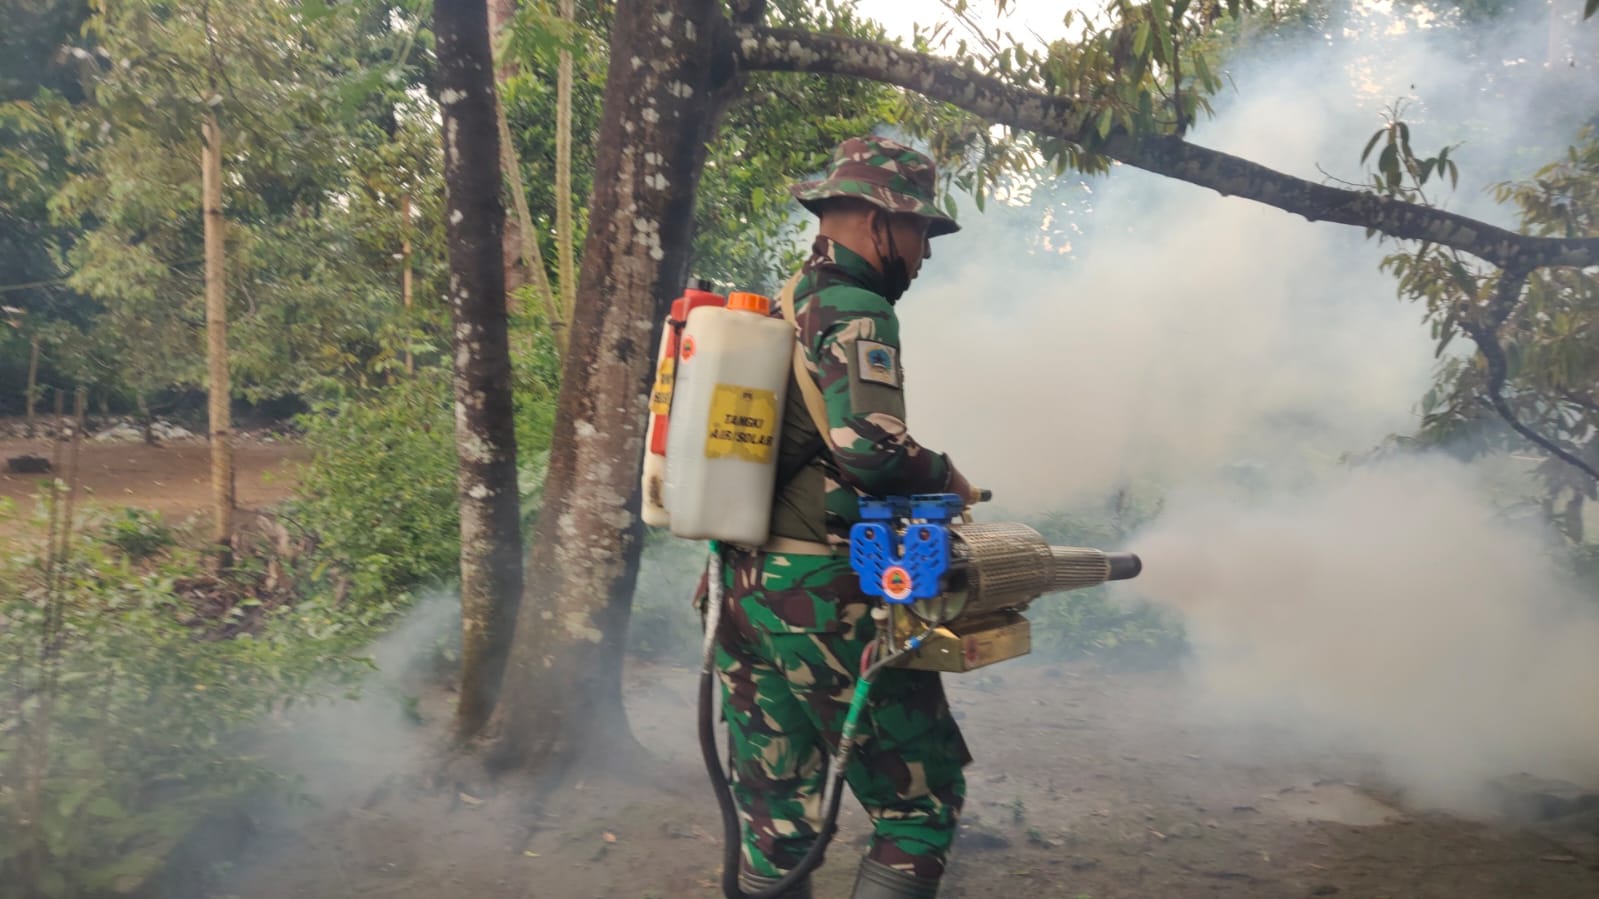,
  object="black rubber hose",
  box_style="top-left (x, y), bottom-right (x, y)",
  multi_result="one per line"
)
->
top-left (700, 666), bottom-right (849, 899)
top-left (700, 553), bottom-right (851, 899)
